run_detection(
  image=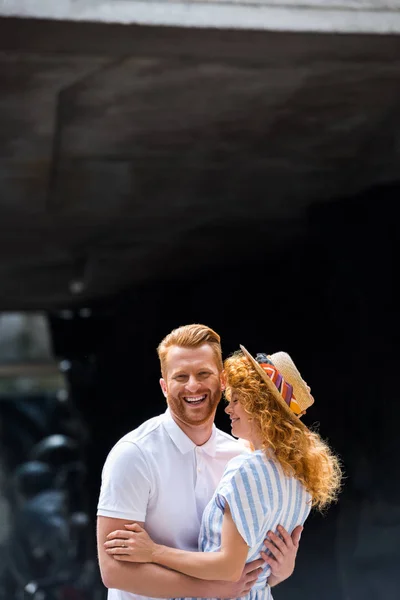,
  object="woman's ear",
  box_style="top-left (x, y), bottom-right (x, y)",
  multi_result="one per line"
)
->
top-left (160, 378), bottom-right (168, 398)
